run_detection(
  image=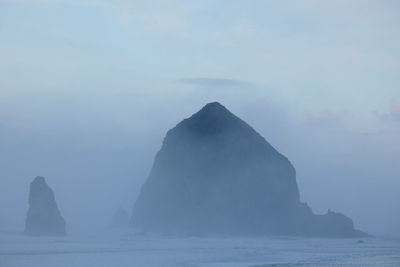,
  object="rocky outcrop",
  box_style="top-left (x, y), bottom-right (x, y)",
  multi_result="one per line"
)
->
top-left (131, 102), bottom-right (368, 237)
top-left (24, 176), bottom-right (66, 236)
